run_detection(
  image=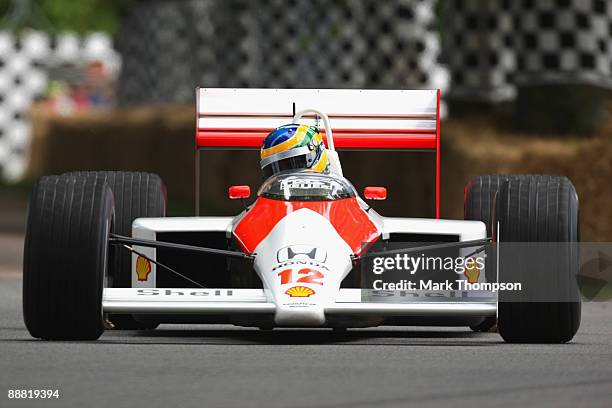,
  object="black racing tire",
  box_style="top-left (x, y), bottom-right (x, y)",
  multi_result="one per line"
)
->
top-left (464, 175), bottom-right (520, 332)
top-left (494, 175), bottom-right (581, 343)
top-left (23, 176), bottom-right (114, 340)
top-left (465, 175), bottom-right (521, 236)
top-left (64, 171), bottom-right (166, 330)
top-left (468, 316), bottom-right (496, 333)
